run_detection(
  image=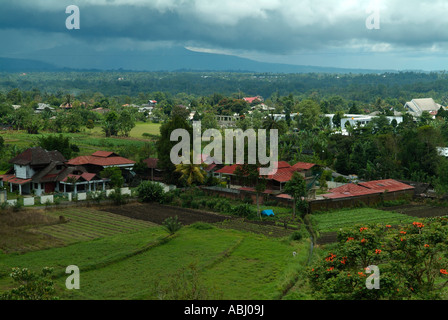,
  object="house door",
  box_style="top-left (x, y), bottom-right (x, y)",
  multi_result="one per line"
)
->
top-left (45, 182), bottom-right (56, 194)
